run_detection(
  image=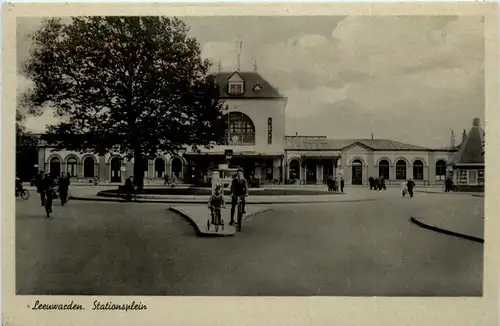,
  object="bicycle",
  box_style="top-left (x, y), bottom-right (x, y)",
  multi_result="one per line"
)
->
top-left (16, 188), bottom-right (30, 200)
top-left (207, 207), bottom-right (225, 232)
top-left (236, 196), bottom-right (244, 232)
